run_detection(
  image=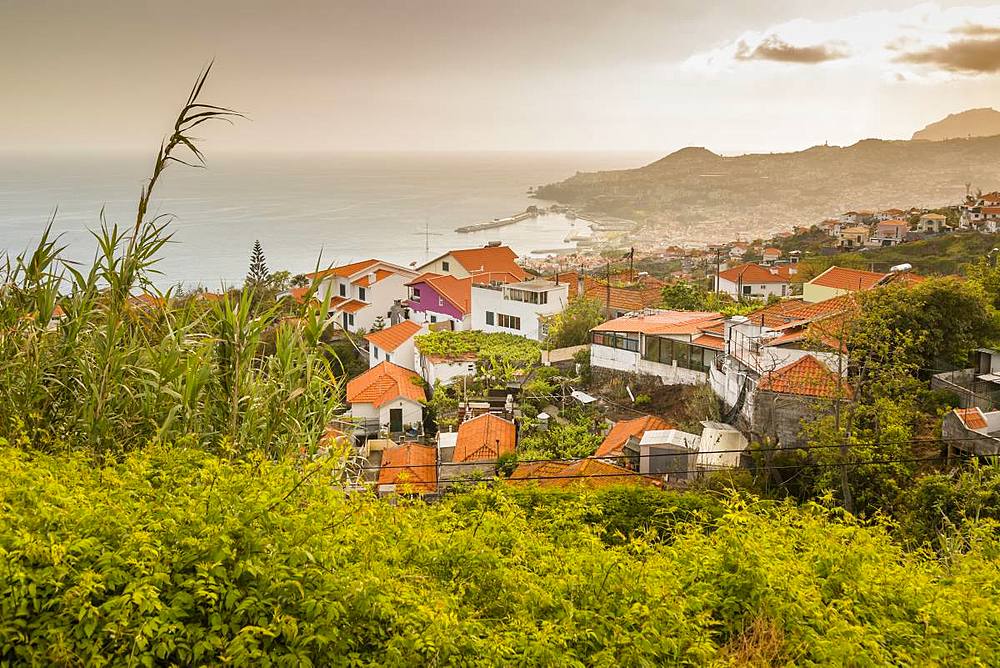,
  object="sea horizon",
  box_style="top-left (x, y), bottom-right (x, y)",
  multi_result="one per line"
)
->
top-left (0, 150), bottom-right (661, 288)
